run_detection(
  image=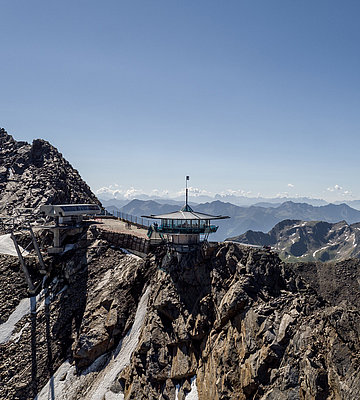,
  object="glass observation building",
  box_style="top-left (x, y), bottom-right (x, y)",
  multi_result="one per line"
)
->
top-left (142, 203), bottom-right (229, 246)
